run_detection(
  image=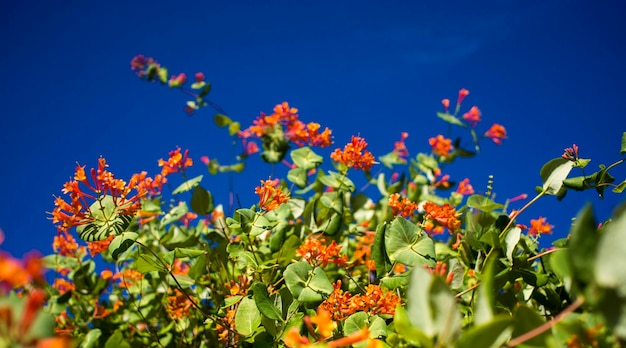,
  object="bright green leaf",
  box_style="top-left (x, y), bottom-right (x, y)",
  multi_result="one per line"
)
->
top-left (503, 227), bottom-right (521, 263)
top-left (437, 112), bottom-right (466, 127)
top-left (235, 296), bottom-right (262, 336)
top-left (540, 158), bottom-right (574, 195)
top-left (108, 232), bottom-right (138, 261)
top-left (104, 330), bottom-right (131, 348)
top-left (291, 147), bottom-right (323, 170)
top-left (569, 204), bottom-right (598, 286)
top-left (466, 194), bottom-right (504, 212)
top-left (191, 185), bottom-right (213, 214)
top-left (613, 180), bottom-right (626, 193)
top-left (135, 253), bottom-right (166, 273)
top-left (454, 315), bottom-right (512, 348)
top-left (621, 132), bottom-right (626, 155)
top-left (284, 262), bottom-right (333, 302)
top-left (172, 175), bottom-right (203, 194)
top-left (252, 282), bottom-right (284, 321)
top-left (385, 217), bottom-right (436, 268)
